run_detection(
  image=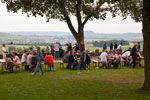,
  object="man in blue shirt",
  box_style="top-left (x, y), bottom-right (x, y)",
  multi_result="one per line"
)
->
top-left (32, 47), bottom-right (44, 76)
